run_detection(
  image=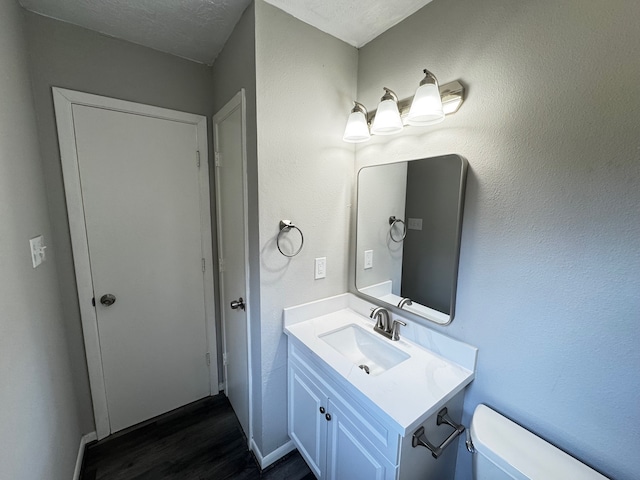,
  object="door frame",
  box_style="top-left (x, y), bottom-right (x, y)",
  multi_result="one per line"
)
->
top-left (212, 89), bottom-right (253, 447)
top-left (53, 87), bottom-right (218, 439)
